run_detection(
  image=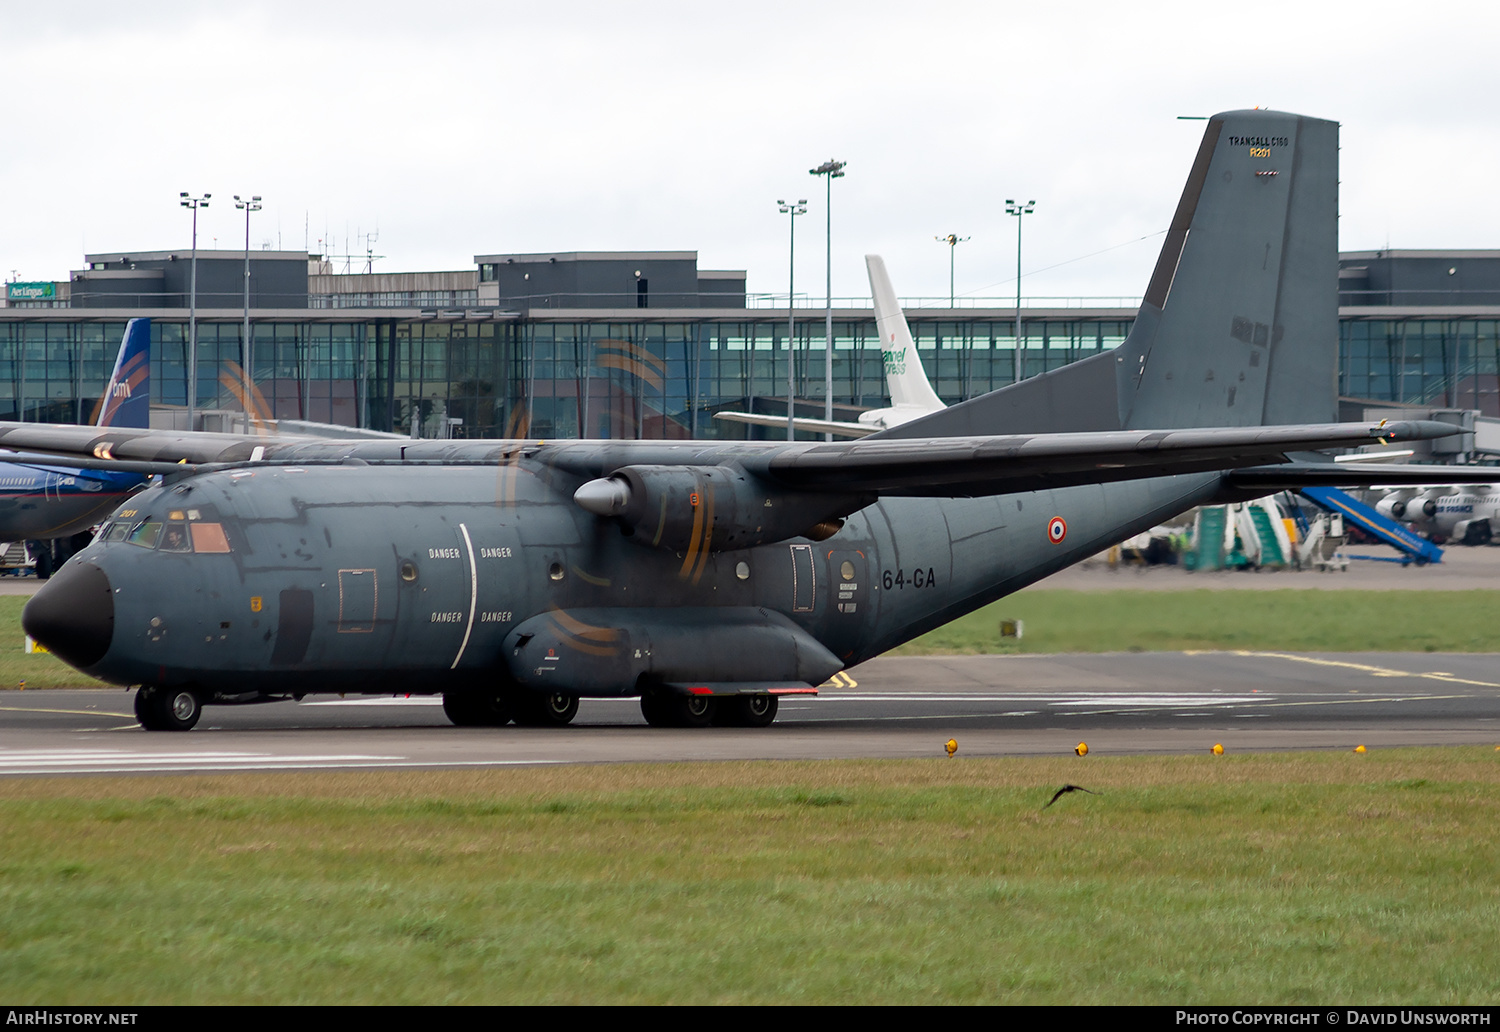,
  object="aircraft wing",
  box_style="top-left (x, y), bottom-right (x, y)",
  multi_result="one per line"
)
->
top-left (0, 419), bottom-right (1456, 497)
top-left (711, 411), bottom-right (876, 438)
top-left (743, 422), bottom-right (1457, 496)
top-left (1225, 462), bottom-right (1500, 490)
